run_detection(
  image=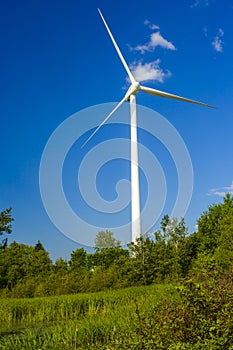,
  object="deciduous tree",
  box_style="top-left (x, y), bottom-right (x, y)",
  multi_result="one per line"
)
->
top-left (94, 230), bottom-right (121, 250)
top-left (0, 208), bottom-right (13, 248)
